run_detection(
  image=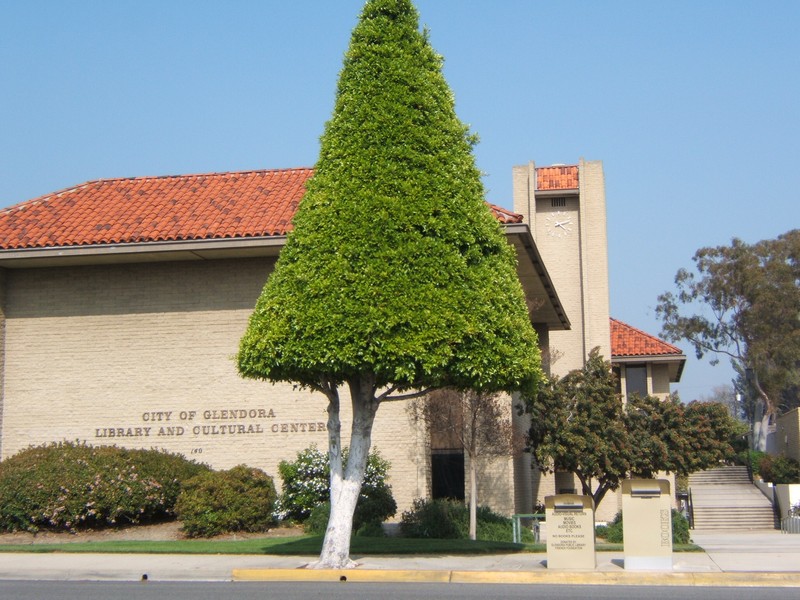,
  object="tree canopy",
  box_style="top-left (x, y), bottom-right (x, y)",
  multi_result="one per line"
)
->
top-left (237, 0), bottom-right (541, 568)
top-left (656, 230), bottom-right (800, 415)
top-left (526, 350), bottom-right (737, 507)
top-left (237, 0), bottom-right (540, 396)
top-left (656, 230), bottom-right (800, 449)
